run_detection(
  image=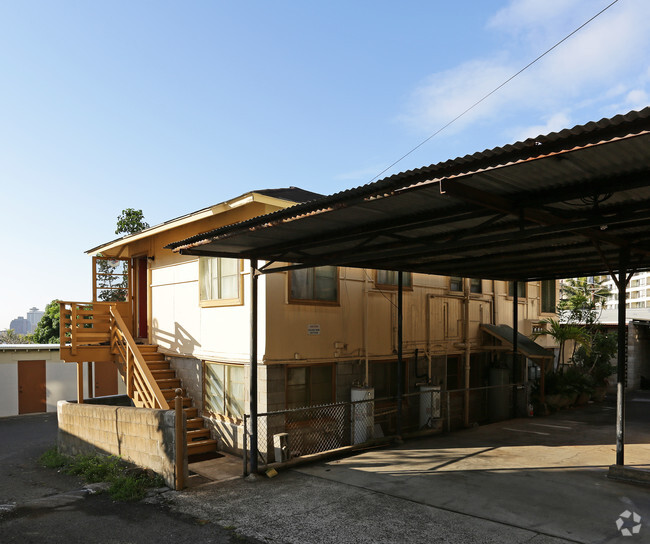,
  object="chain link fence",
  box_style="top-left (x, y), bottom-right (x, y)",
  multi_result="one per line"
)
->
top-left (243, 387), bottom-right (446, 473)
